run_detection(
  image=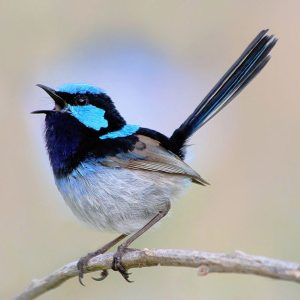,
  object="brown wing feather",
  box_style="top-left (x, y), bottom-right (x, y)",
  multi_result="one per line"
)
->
top-left (100, 135), bottom-right (209, 186)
